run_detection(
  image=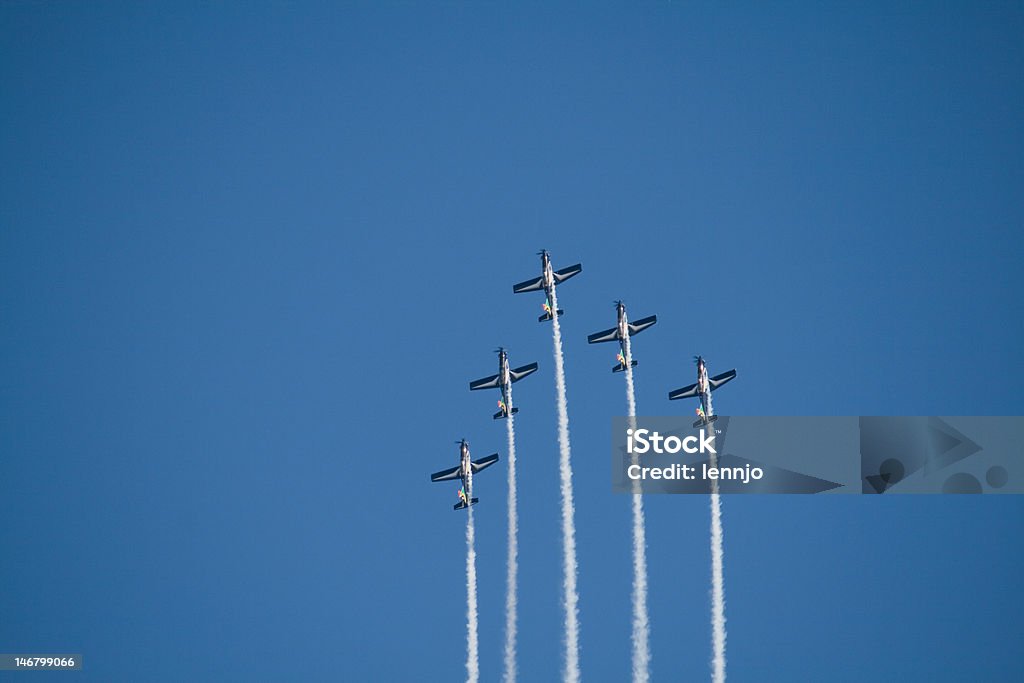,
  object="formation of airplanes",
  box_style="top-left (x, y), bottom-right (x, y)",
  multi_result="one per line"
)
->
top-left (430, 250), bottom-right (738, 510)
